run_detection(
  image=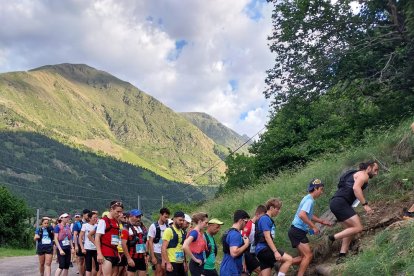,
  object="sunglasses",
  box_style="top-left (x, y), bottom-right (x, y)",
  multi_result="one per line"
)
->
top-left (111, 201), bottom-right (124, 208)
